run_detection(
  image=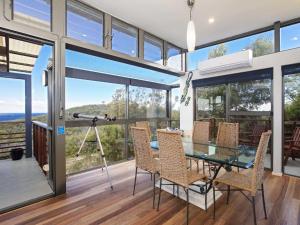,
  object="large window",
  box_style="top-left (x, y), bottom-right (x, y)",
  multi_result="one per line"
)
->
top-left (67, 0), bottom-right (104, 46)
top-left (167, 44), bottom-right (182, 71)
top-left (129, 86), bottom-right (167, 118)
top-left (65, 78), bottom-right (126, 174)
top-left (194, 71), bottom-right (273, 168)
top-left (283, 70), bottom-right (300, 177)
top-left (112, 19), bottom-right (138, 57)
top-left (13, 0), bottom-right (51, 31)
top-left (144, 33), bottom-right (163, 64)
top-left (281, 23), bottom-right (300, 51)
top-left (188, 31), bottom-right (274, 71)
